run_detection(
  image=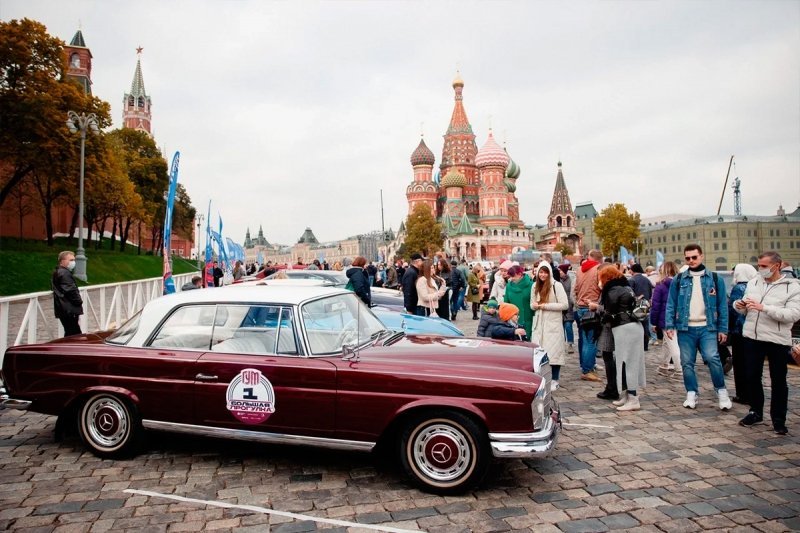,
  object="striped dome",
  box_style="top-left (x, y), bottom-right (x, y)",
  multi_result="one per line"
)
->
top-left (441, 167), bottom-right (467, 188)
top-left (475, 131), bottom-right (509, 169)
top-left (506, 156), bottom-right (520, 180)
top-left (410, 138), bottom-right (435, 166)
